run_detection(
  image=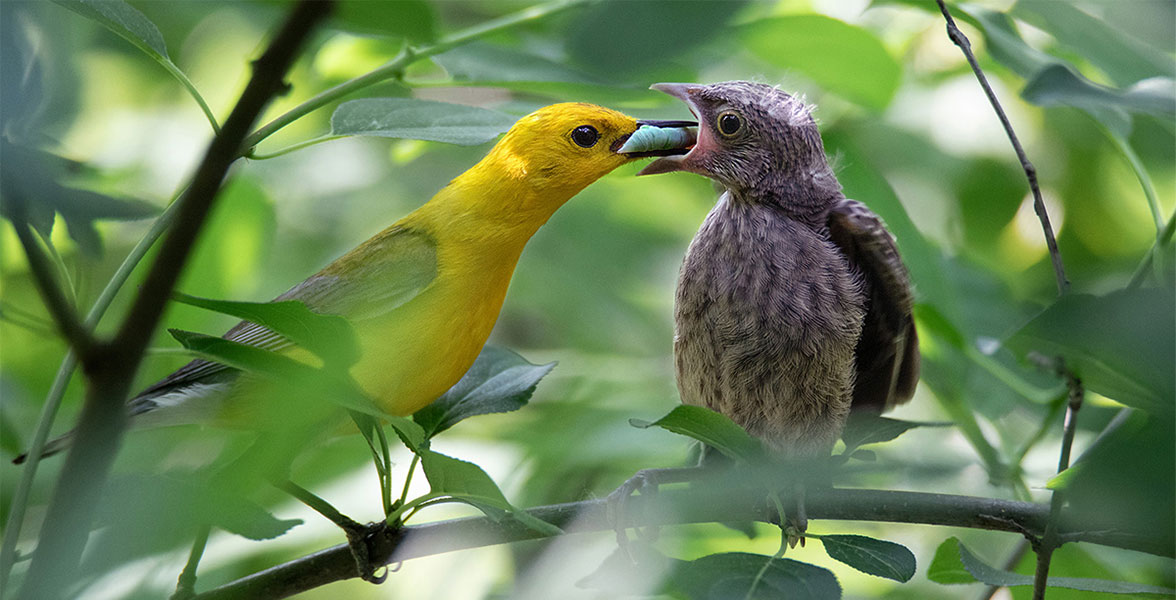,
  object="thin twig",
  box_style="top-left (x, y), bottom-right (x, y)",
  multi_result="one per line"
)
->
top-left (936, 0), bottom-right (1069, 296)
top-left (1033, 364), bottom-right (1084, 600)
top-left (15, 4), bottom-right (333, 598)
top-left (171, 526), bottom-right (210, 600)
top-left (1128, 208), bottom-right (1175, 289)
top-left (194, 486), bottom-right (1170, 600)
